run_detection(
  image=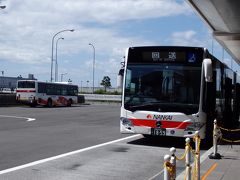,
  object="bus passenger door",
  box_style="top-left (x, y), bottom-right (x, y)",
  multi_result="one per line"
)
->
top-left (232, 74), bottom-right (240, 127)
top-left (203, 70), bottom-right (216, 138)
